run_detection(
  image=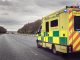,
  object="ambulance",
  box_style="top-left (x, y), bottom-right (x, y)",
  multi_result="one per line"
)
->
top-left (36, 6), bottom-right (80, 54)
